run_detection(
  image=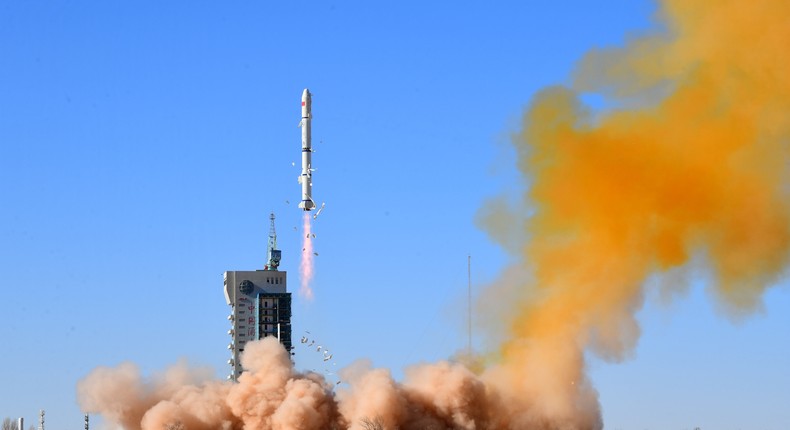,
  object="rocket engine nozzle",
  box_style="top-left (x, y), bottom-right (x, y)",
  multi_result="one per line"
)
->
top-left (298, 199), bottom-right (316, 211)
